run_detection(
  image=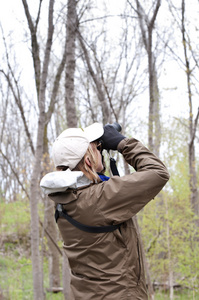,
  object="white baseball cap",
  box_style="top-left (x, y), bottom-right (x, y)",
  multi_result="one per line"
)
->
top-left (52, 123), bottom-right (104, 170)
